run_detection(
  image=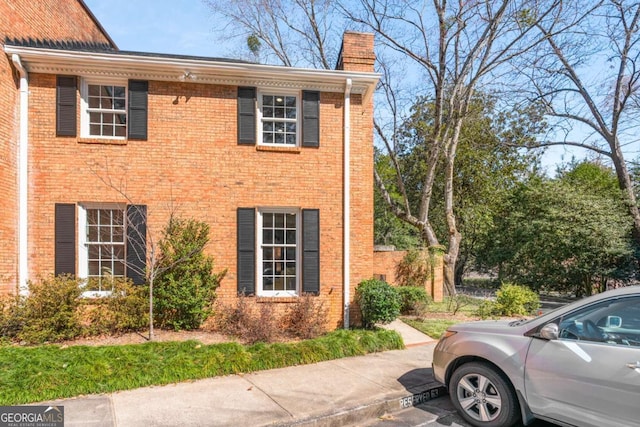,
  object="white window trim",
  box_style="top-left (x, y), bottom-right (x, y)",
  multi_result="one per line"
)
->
top-left (257, 89), bottom-right (301, 147)
top-left (78, 203), bottom-right (126, 297)
top-left (80, 78), bottom-right (128, 140)
top-left (256, 207), bottom-right (300, 297)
